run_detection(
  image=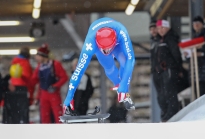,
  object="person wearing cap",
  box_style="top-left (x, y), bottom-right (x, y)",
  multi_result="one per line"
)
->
top-left (193, 16), bottom-right (204, 35)
top-left (63, 17), bottom-right (135, 115)
top-left (153, 19), bottom-right (183, 122)
top-left (31, 44), bottom-right (68, 123)
top-left (191, 16), bottom-right (205, 97)
top-left (149, 20), bottom-right (158, 39)
top-left (149, 20), bottom-right (161, 122)
top-left (3, 47), bottom-right (33, 124)
top-left (149, 20), bottom-right (160, 74)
